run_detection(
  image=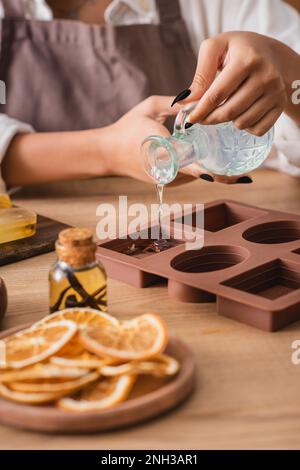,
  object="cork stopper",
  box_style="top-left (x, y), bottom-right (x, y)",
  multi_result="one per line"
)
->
top-left (56, 228), bottom-right (96, 268)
